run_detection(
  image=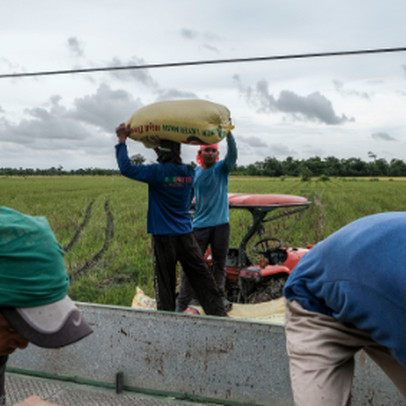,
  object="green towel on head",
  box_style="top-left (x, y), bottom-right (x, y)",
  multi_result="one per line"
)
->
top-left (0, 207), bottom-right (69, 308)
